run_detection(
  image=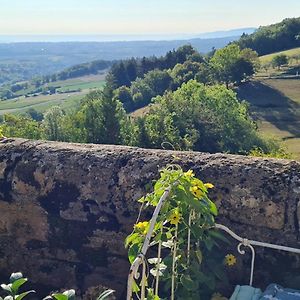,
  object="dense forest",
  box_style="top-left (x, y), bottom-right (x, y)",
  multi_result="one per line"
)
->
top-left (109, 44), bottom-right (259, 112)
top-left (237, 17), bottom-right (300, 55)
